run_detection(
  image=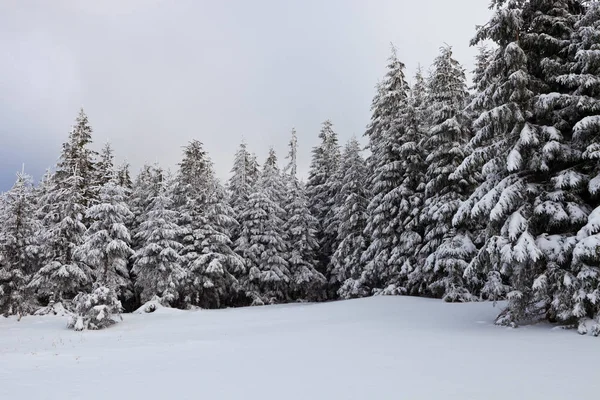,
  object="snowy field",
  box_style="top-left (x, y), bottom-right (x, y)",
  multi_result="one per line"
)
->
top-left (1, 296), bottom-right (598, 400)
